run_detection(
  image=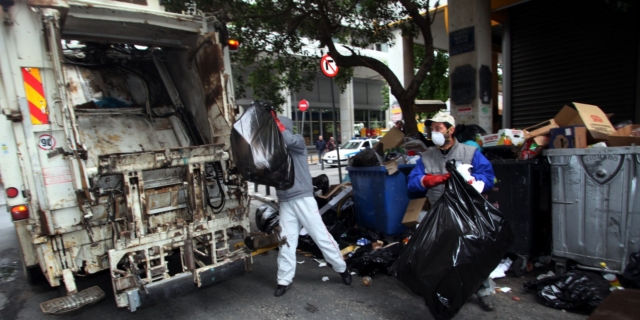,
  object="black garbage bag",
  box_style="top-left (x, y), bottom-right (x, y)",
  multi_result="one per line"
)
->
top-left (347, 242), bottom-right (404, 277)
top-left (230, 100), bottom-right (294, 189)
top-left (338, 226), bottom-right (384, 245)
top-left (348, 149), bottom-right (381, 167)
top-left (523, 270), bottom-right (611, 311)
top-left (297, 235), bottom-right (324, 258)
top-left (312, 174), bottom-right (330, 196)
top-left (255, 204), bottom-right (279, 234)
top-left (622, 250), bottom-right (640, 288)
top-left (389, 161), bottom-right (513, 320)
